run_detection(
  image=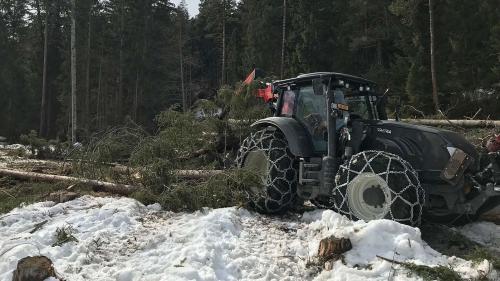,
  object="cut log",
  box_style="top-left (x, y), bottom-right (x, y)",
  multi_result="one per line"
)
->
top-left (0, 168), bottom-right (139, 196)
top-left (0, 167), bottom-right (225, 195)
top-left (11, 256), bottom-right (57, 281)
top-left (317, 236), bottom-right (352, 260)
top-left (228, 118), bottom-right (500, 128)
top-left (397, 119), bottom-right (500, 128)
